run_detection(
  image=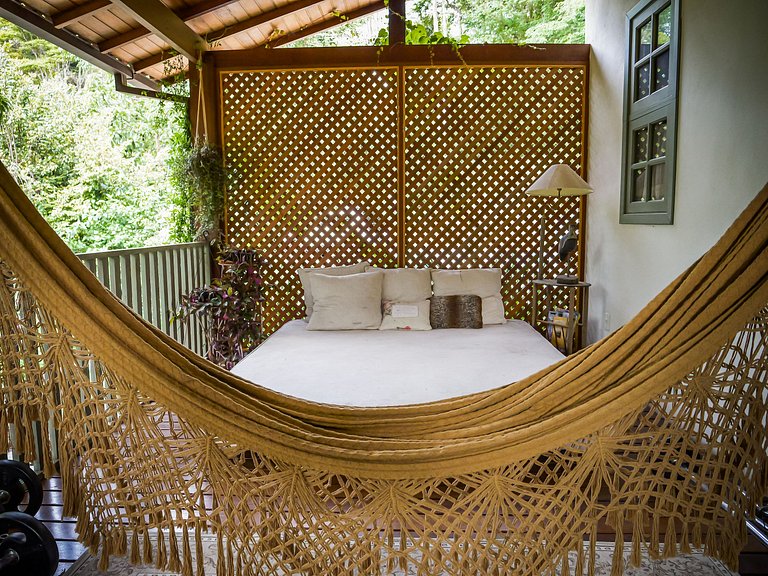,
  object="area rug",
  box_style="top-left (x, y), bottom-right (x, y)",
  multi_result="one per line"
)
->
top-left (64, 533), bottom-right (738, 576)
